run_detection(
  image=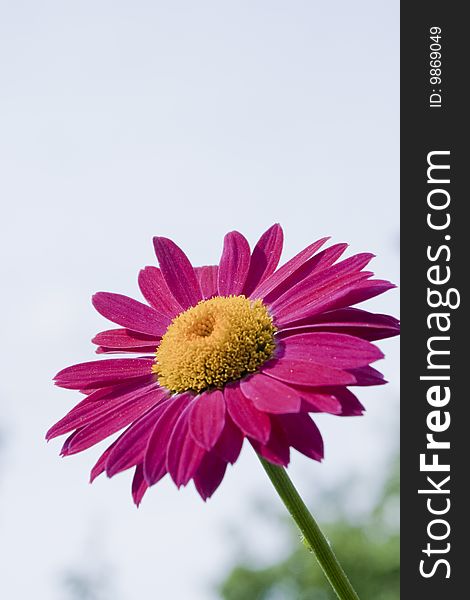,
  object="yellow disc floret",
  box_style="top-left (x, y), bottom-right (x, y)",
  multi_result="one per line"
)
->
top-left (153, 295), bottom-right (276, 393)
